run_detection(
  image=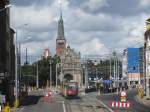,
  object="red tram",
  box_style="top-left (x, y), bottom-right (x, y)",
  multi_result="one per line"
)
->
top-left (60, 81), bottom-right (78, 98)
